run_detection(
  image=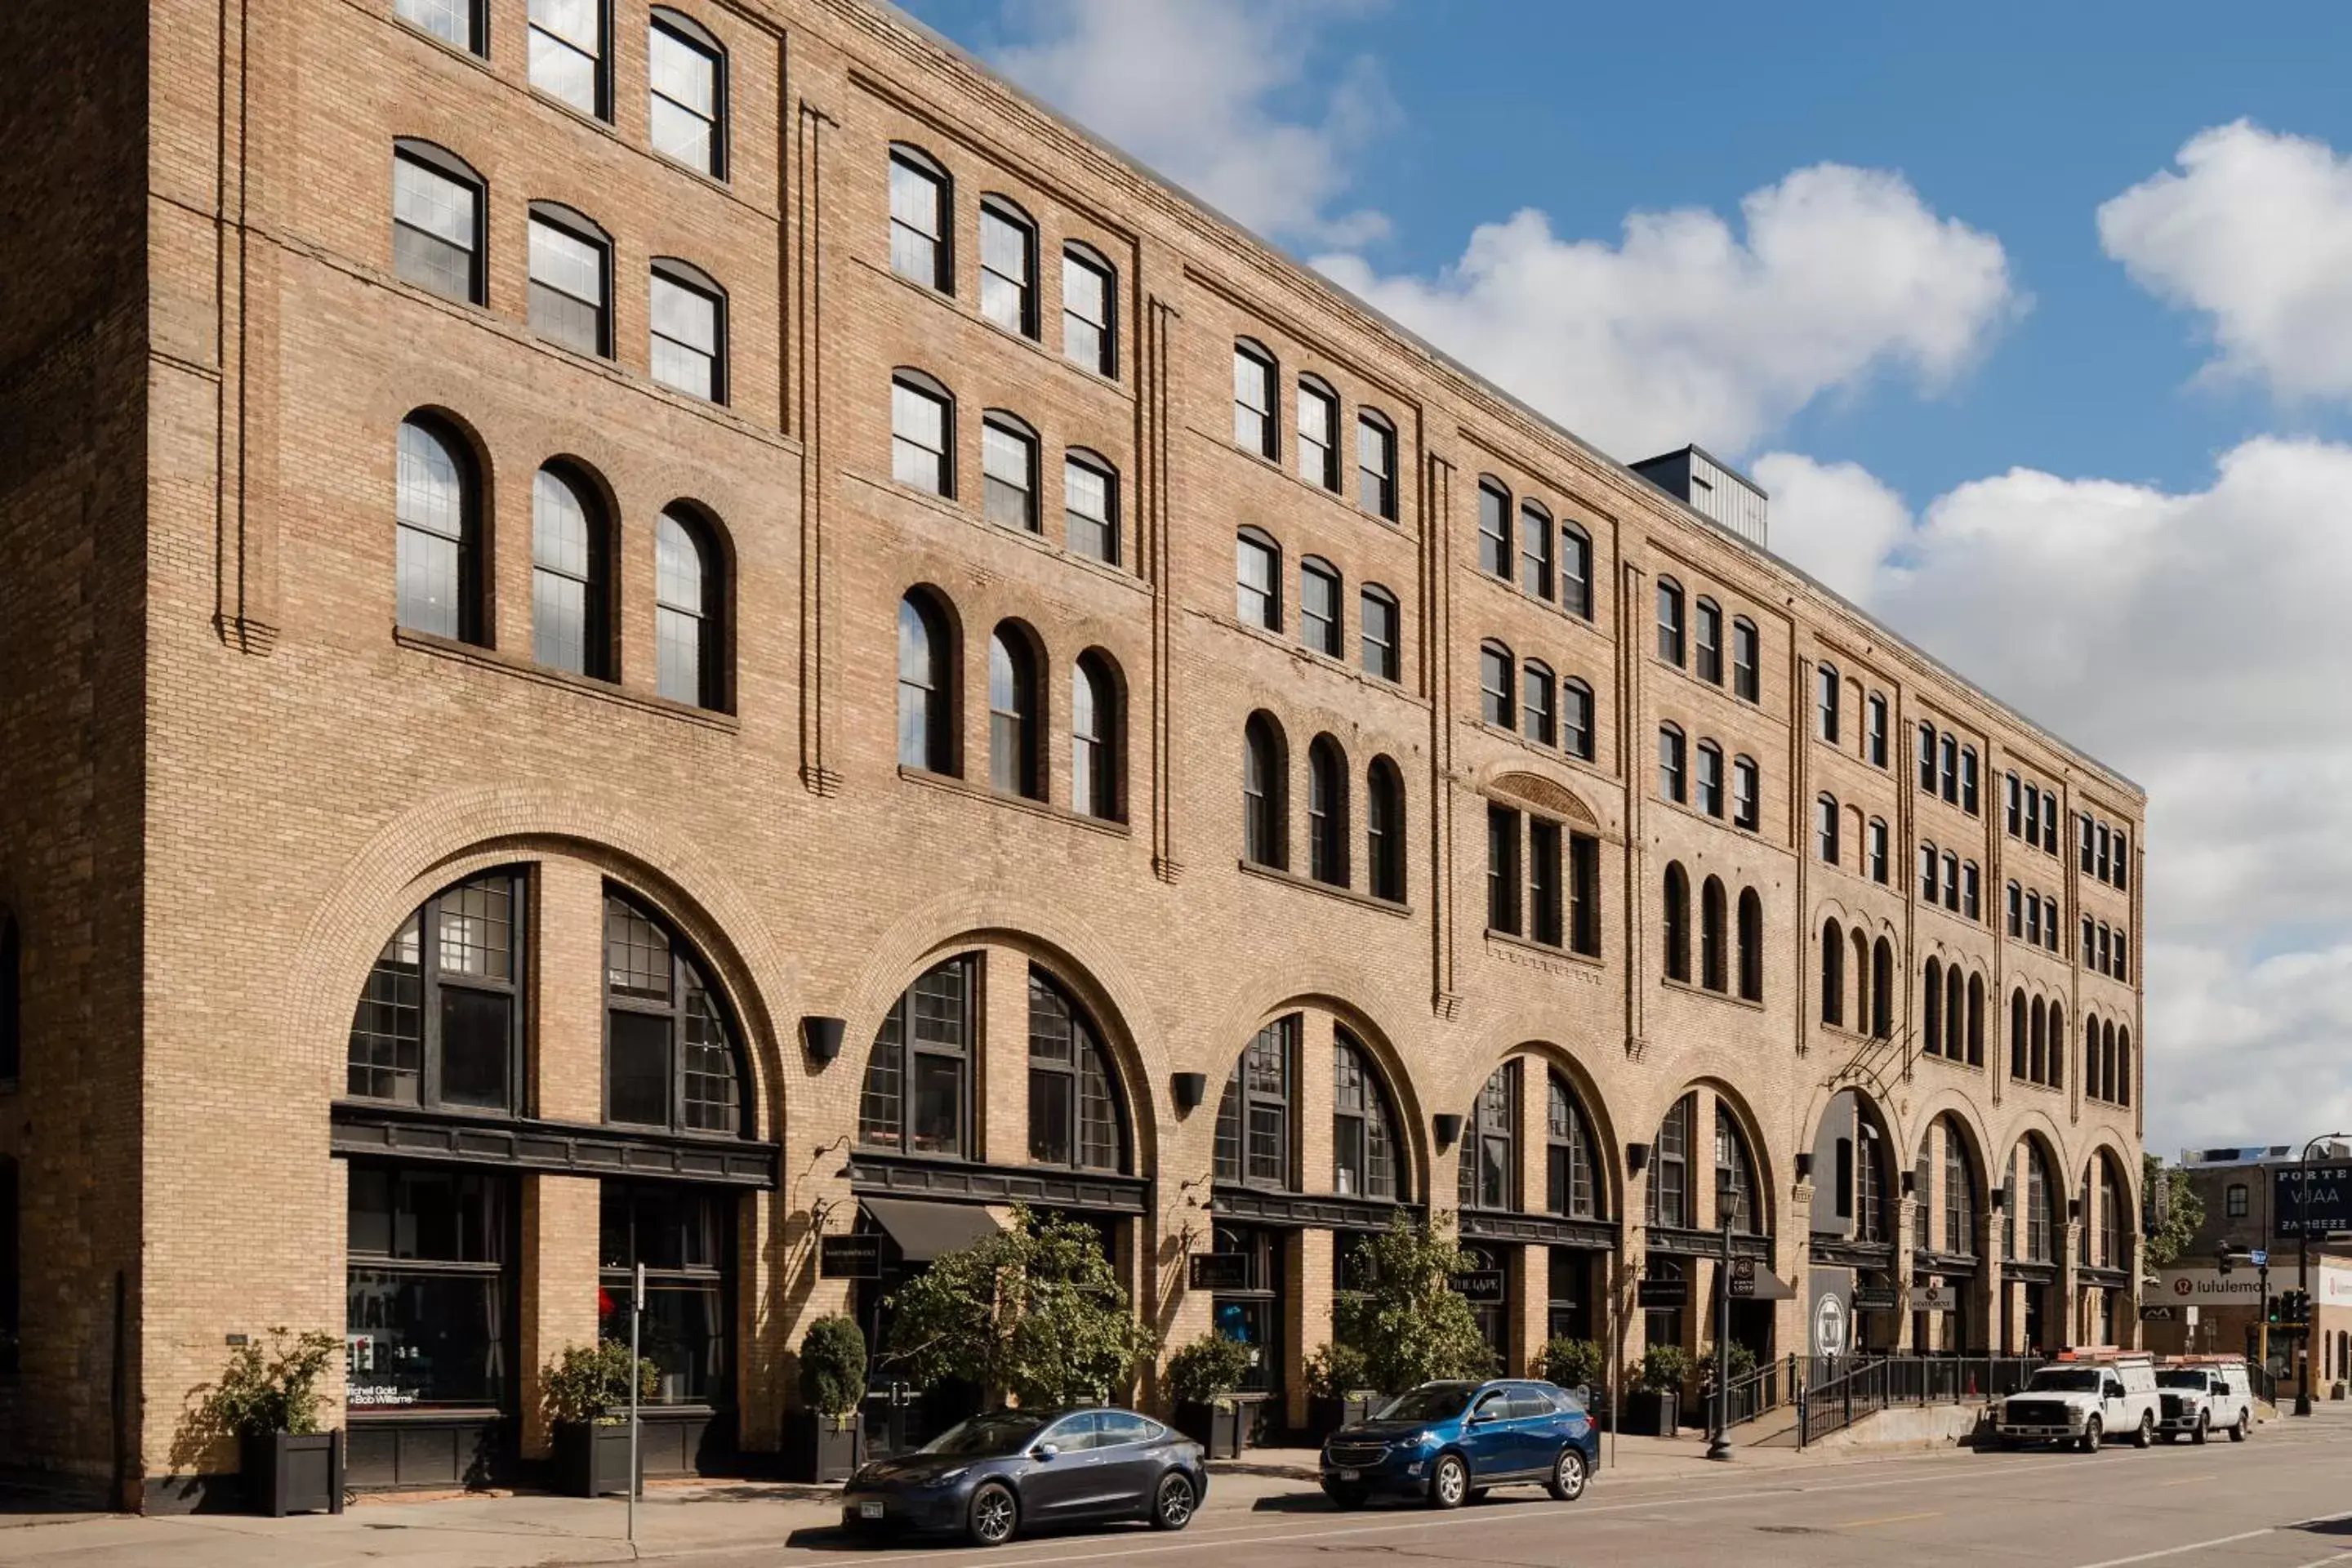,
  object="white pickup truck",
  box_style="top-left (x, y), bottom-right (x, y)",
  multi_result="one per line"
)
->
top-left (1989, 1355), bottom-right (2159, 1451)
top-left (2154, 1359), bottom-right (2255, 1444)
